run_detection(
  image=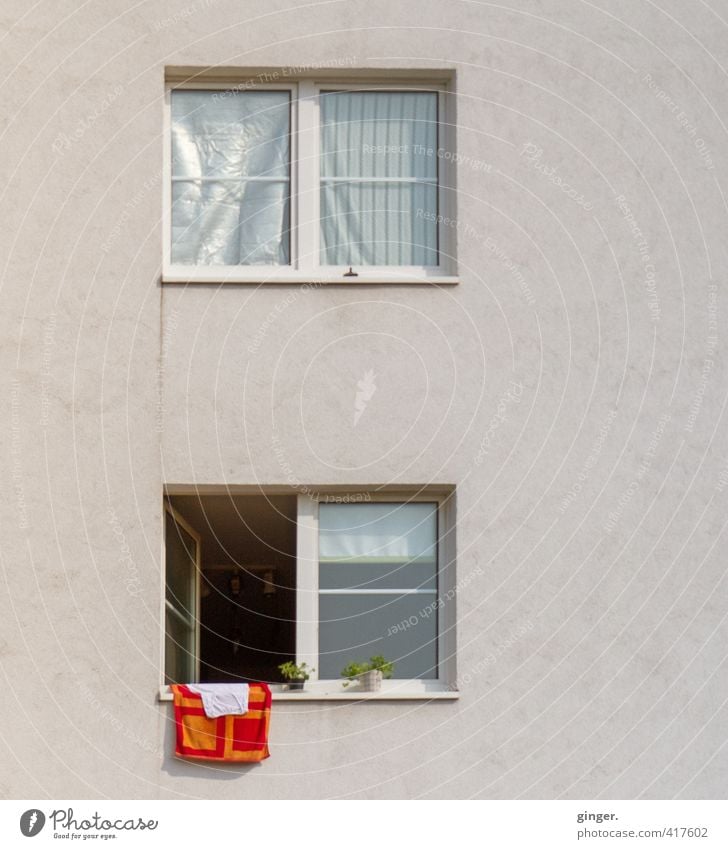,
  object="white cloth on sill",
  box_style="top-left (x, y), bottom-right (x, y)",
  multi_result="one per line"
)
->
top-left (187, 683), bottom-right (250, 718)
